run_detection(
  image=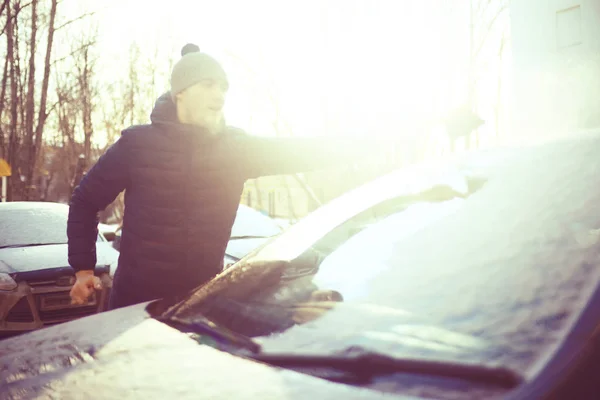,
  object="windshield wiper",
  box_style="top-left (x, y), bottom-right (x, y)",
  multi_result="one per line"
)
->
top-left (229, 235), bottom-right (274, 240)
top-left (155, 314), bottom-right (261, 354)
top-left (248, 350), bottom-right (524, 389)
top-left (224, 254), bottom-right (241, 262)
top-left (0, 242), bottom-right (67, 249)
top-left (157, 308), bottom-right (521, 388)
